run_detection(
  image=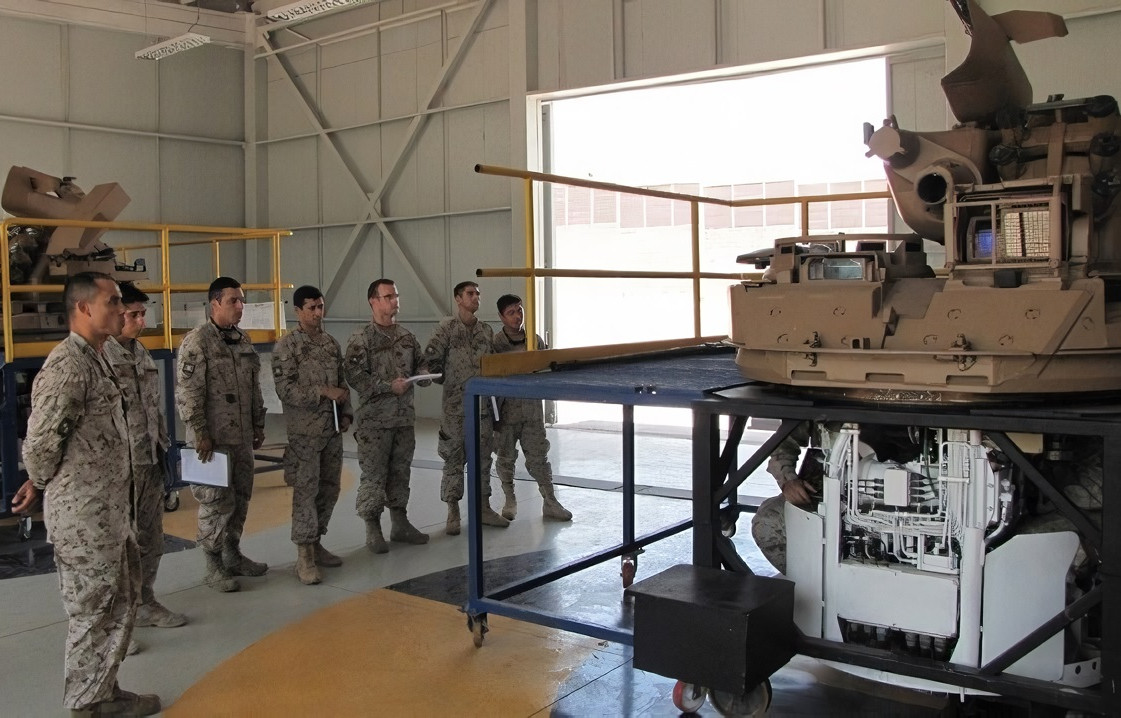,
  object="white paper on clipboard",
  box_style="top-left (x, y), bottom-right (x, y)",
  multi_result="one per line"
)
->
top-left (182, 450), bottom-right (230, 487)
